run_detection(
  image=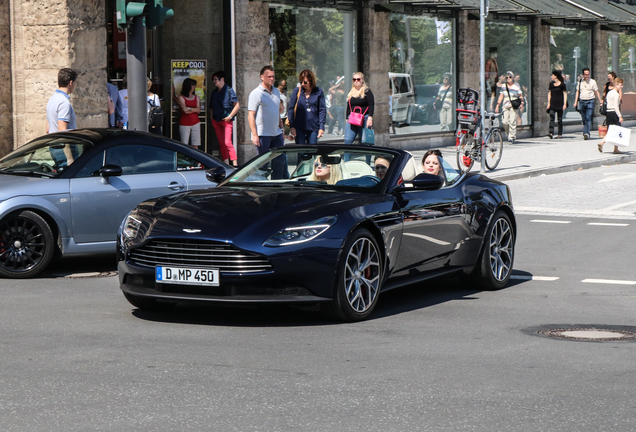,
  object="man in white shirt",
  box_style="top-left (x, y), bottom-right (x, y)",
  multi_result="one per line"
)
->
top-left (46, 68), bottom-right (78, 166)
top-left (573, 68), bottom-right (602, 140)
top-left (495, 72), bottom-right (524, 144)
